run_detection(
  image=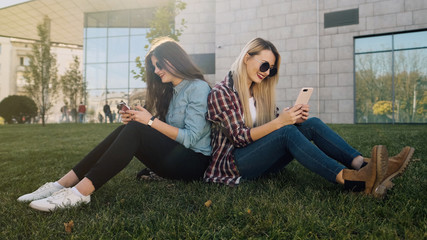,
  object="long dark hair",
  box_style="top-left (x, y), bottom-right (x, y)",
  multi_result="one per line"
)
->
top-left (145, 37), bottom-right (206, 121)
